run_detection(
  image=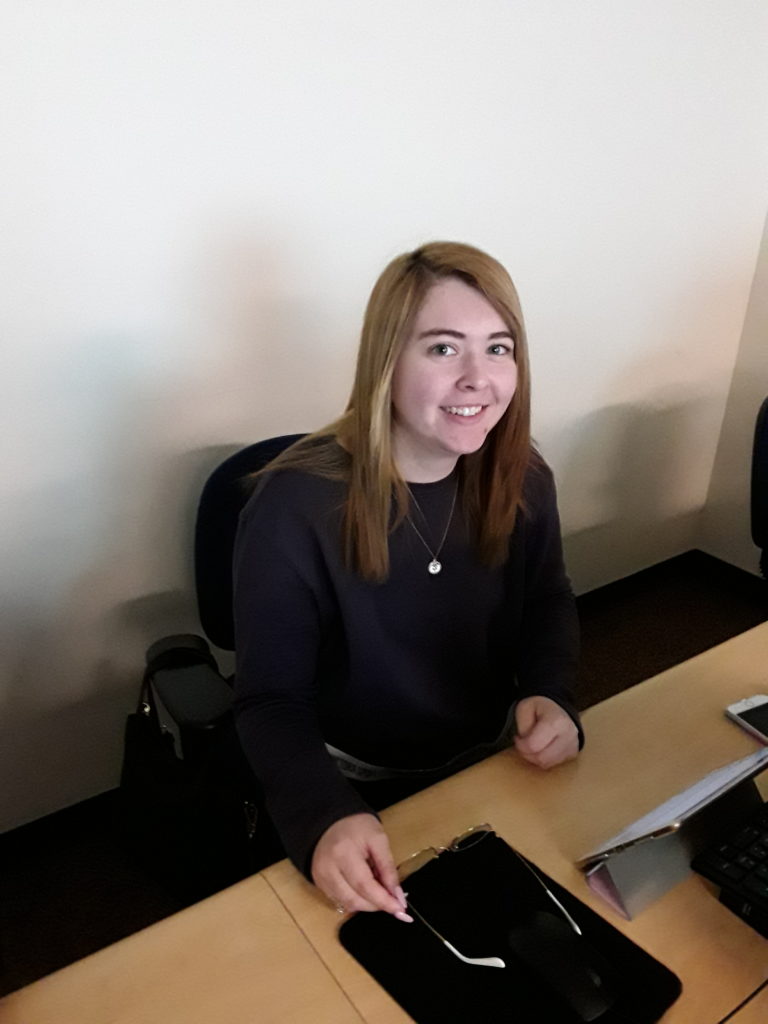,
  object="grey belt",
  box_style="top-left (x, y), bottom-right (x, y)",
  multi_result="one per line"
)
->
top-left (325, 703), bottom-right (518, 783)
